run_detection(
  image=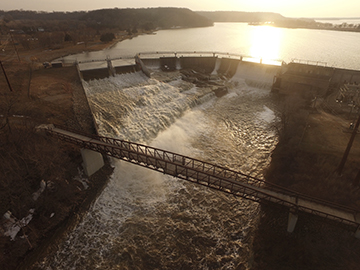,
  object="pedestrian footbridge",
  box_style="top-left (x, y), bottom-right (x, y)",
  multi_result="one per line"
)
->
top-left (37, 124), bottom-right (360, 237)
